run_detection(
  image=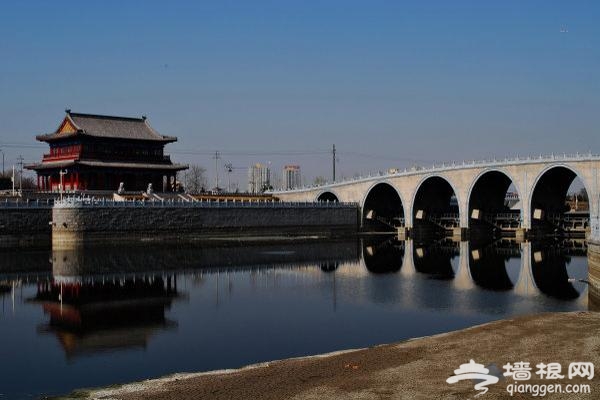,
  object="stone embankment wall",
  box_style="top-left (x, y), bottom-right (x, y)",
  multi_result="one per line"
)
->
top-left (0, 207), bottom-right (52, 248)
top-left (52, 203), bottom-right (359, 248)
top-left (588, 240), bottom-right (600, 309)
